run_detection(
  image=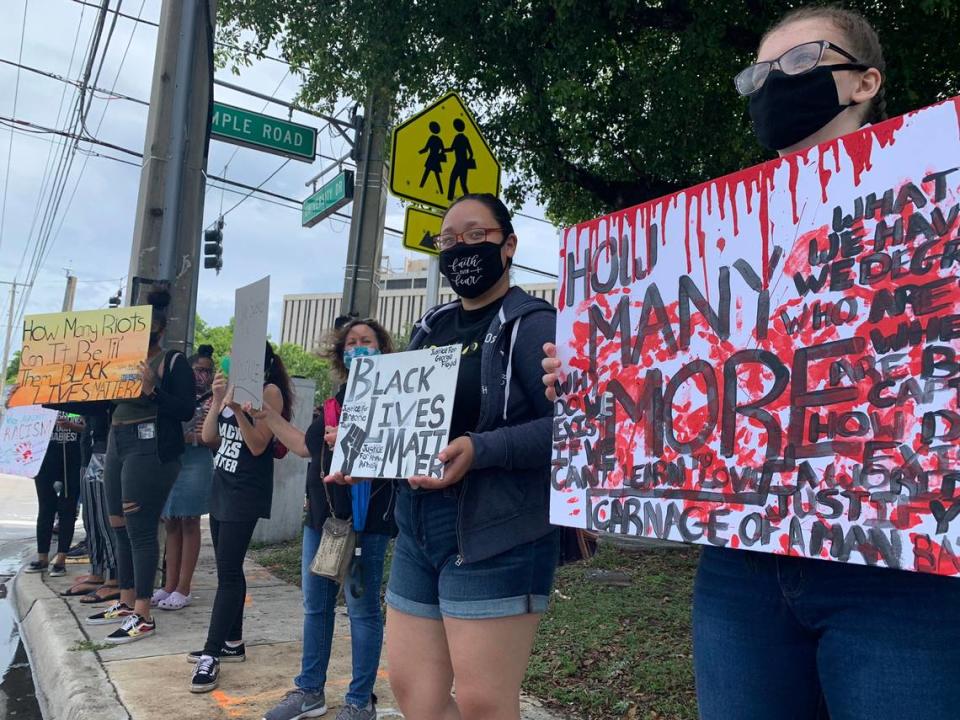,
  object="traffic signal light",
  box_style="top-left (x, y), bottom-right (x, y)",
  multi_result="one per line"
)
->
top-left (204, 219), bottom-right (224, 273)
top-left (108, 289), bottom-right (122, 308)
